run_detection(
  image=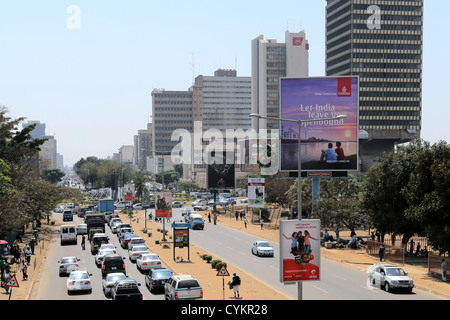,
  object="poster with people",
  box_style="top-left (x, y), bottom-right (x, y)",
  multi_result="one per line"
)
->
top-left (280, 76), bottom-right (359, 172)
top-left (247, 178), bottom-right (265, 208)
top-left (279, 219), bottom-right (321, 283)
top-left (155, 192), bottom-right (172, 218)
